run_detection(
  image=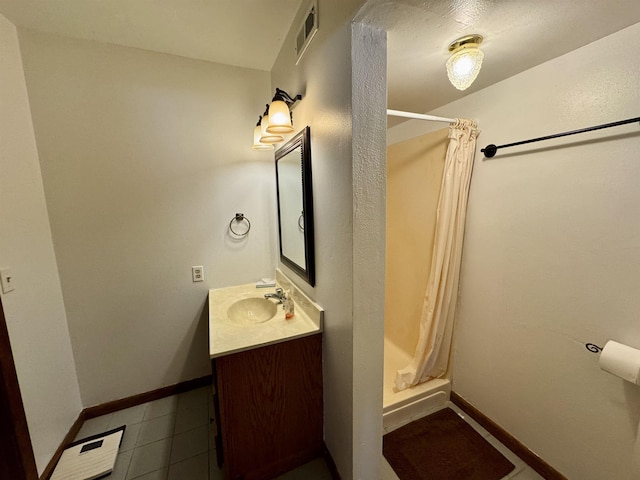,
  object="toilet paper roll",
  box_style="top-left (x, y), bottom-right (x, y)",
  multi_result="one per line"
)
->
top-left (599, 340), bottom-right (640, 385)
